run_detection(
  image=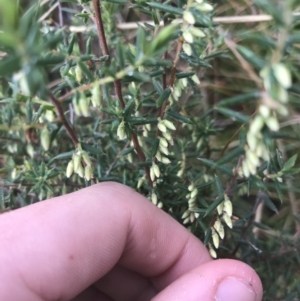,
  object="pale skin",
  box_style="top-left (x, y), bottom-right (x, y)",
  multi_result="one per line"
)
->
top-left (0, 182), bottom-right (263, 301)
